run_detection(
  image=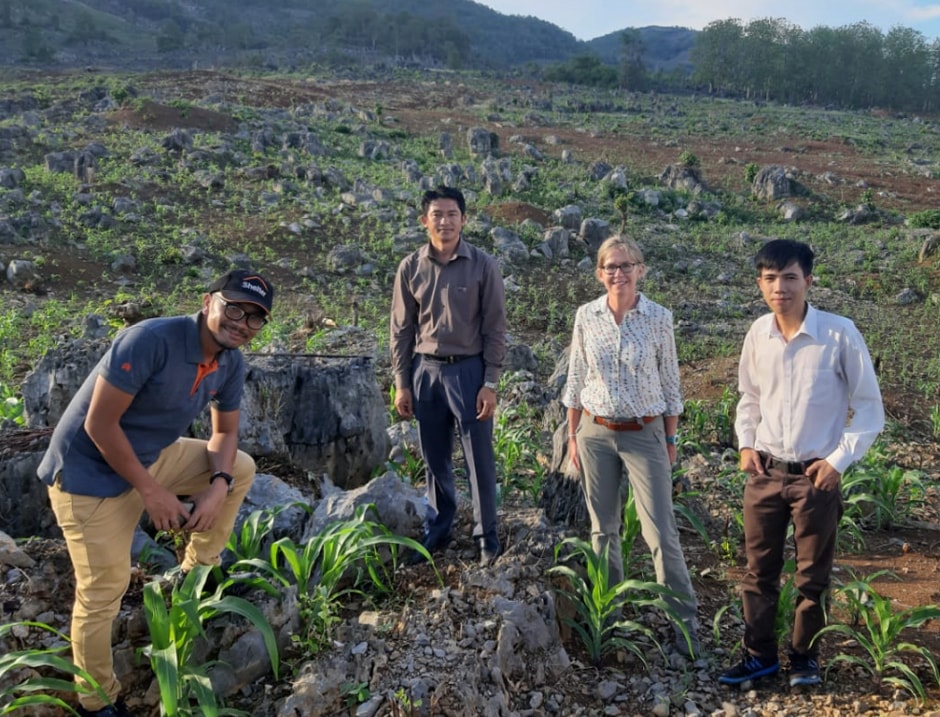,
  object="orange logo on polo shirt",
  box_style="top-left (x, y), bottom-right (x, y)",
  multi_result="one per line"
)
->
top-left (121, 362), bottom-right (132, 372)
